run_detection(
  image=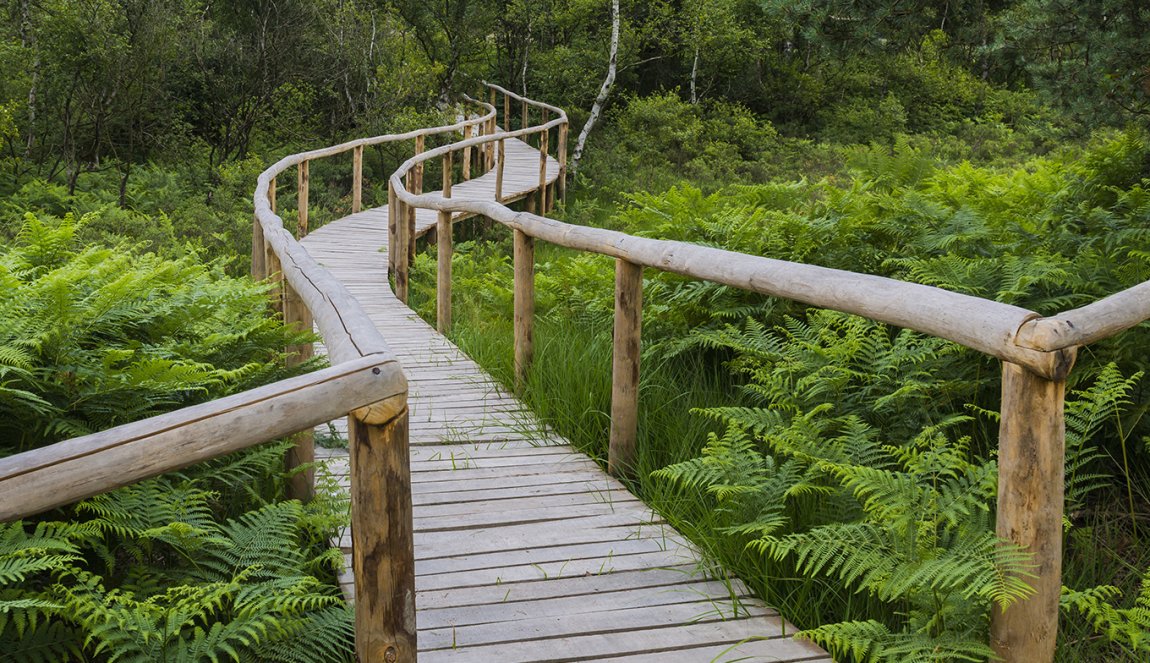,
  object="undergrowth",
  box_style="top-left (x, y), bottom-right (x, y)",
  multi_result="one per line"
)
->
top-left (0, 216), bottom-right (352, 661)
top-left (408, 130), bottom-right (1150, 661)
